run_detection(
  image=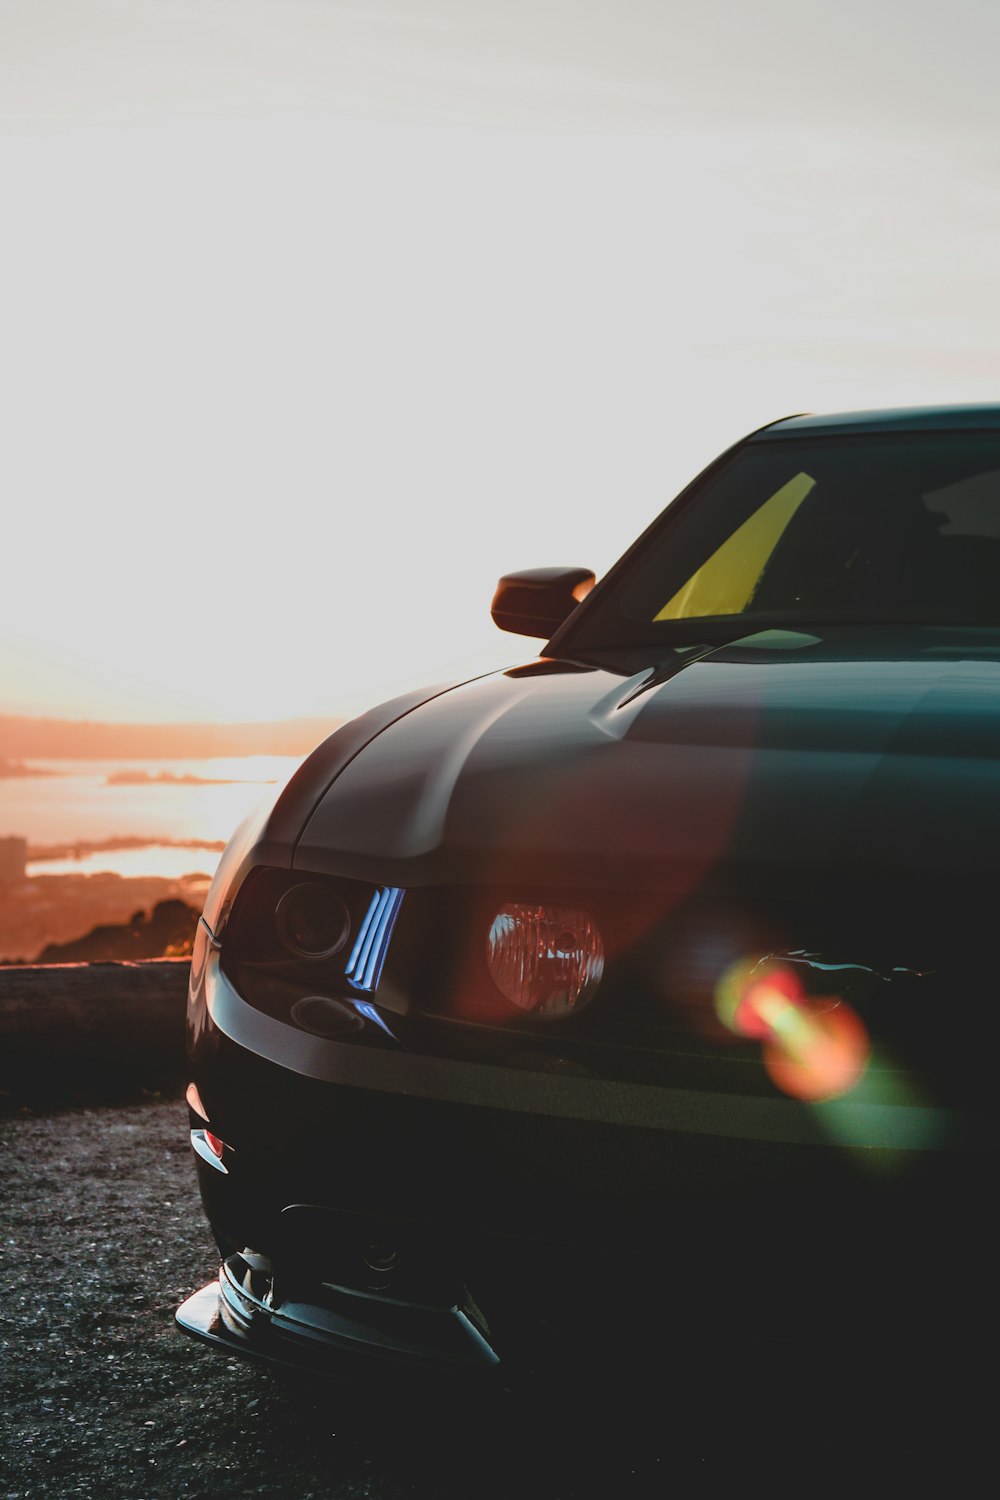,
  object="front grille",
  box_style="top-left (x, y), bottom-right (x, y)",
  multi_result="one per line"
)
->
top-left (397, 882), bottom-right (996, 1111)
